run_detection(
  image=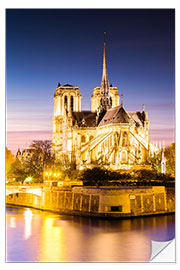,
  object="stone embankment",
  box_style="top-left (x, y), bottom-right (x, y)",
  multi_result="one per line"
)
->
top-left (6, 185), bottom-right (175, 218)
